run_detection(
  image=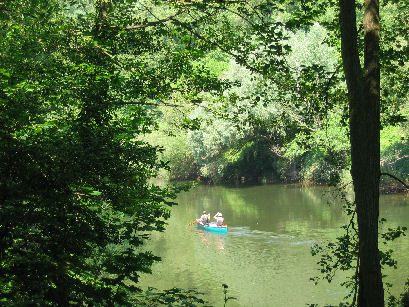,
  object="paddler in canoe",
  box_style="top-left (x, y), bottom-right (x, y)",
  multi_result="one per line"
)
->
top-left (200, 211), bottom-right (210, 225)
top-left (189, 211), bottom-right (227, 232)
top-left (213, 212), bottom-right (224, 226)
